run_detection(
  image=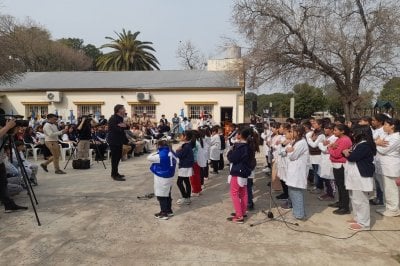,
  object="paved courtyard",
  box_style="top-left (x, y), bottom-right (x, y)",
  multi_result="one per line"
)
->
top-left (0, 151), bottom-right (399, 265)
